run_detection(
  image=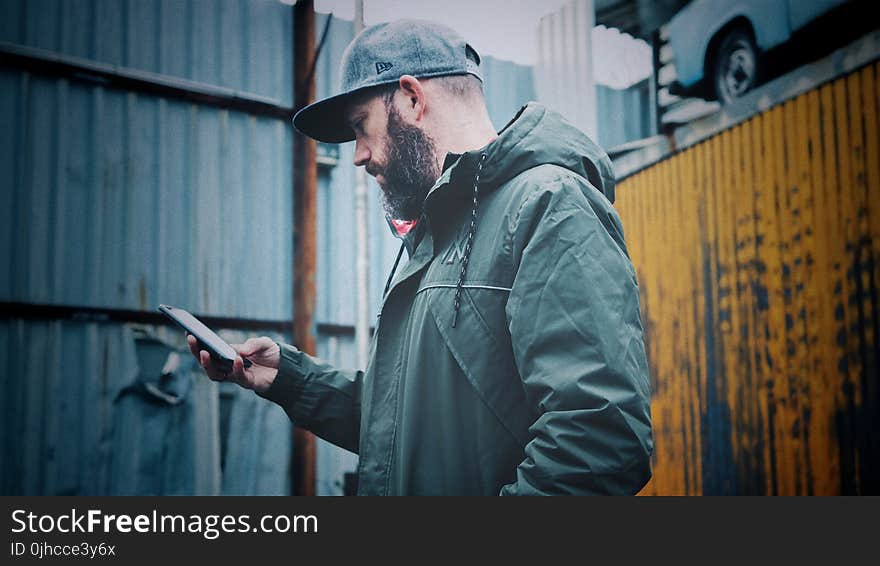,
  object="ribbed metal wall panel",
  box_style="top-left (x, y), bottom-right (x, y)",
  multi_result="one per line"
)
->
top-left (314, 332), bottom-right (359, 496)
top-left (0, 0), bottom-right (293, 105)
top-left (1, 0), bottom-right (295, 495)
top-left (616, 62), bottom-right (880, 495)
top-left (596, 79), bottom-right (653, 149)
top-left (314, 13), bottom-right (352, 102)
top-left (1, 320), bottom-right (139, 495)
top-left (0, 319), bottom-right (290, 495)
top-left (481, 55), bottom-right (537, 130)
top-left (0, 69), bottom-right (294, 319)
top-left (535, 0), bottom-right (597, 138)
